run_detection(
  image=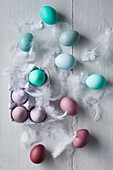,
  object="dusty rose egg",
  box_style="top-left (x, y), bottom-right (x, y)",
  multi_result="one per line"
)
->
top-left (30, 107), bottom-right (46, 123)
top-left (60, 97), bottom-right (78, 116)
top-left (11, 106), bottom-right (28, 122)
top-left (73, 129), bottom-right (89, 148)
top-left (30, 144), bottom-right (46, 164)
top-left (11, 89), bottom-right (28, 104)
